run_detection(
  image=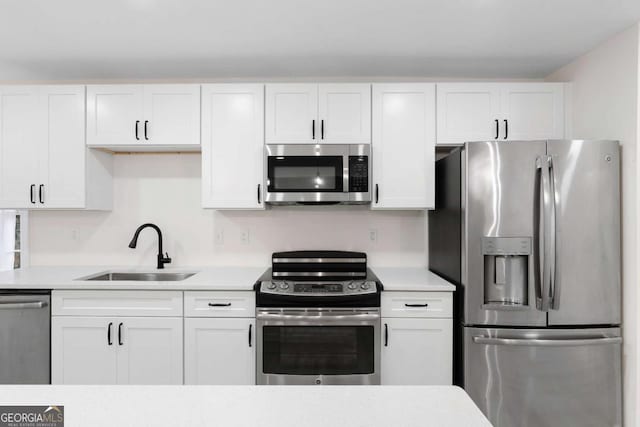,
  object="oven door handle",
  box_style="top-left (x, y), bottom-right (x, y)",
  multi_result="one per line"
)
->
top-left (256, 312), bottom-right (380, 321)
